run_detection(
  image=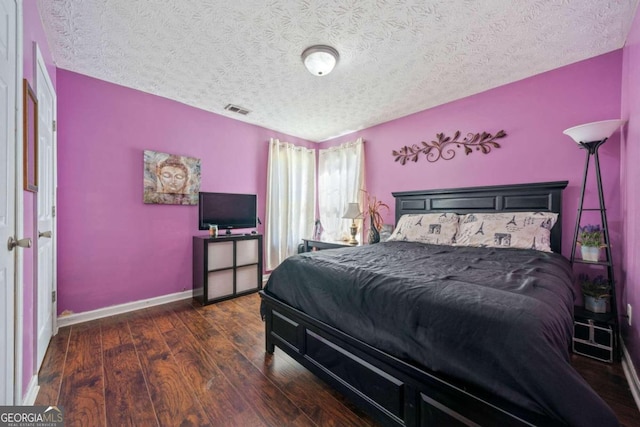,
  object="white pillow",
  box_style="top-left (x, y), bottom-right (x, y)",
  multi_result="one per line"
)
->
top-left (455, 212), bottom-right (558, 252)
top-left (388, 213), bottom-right (460, 245)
